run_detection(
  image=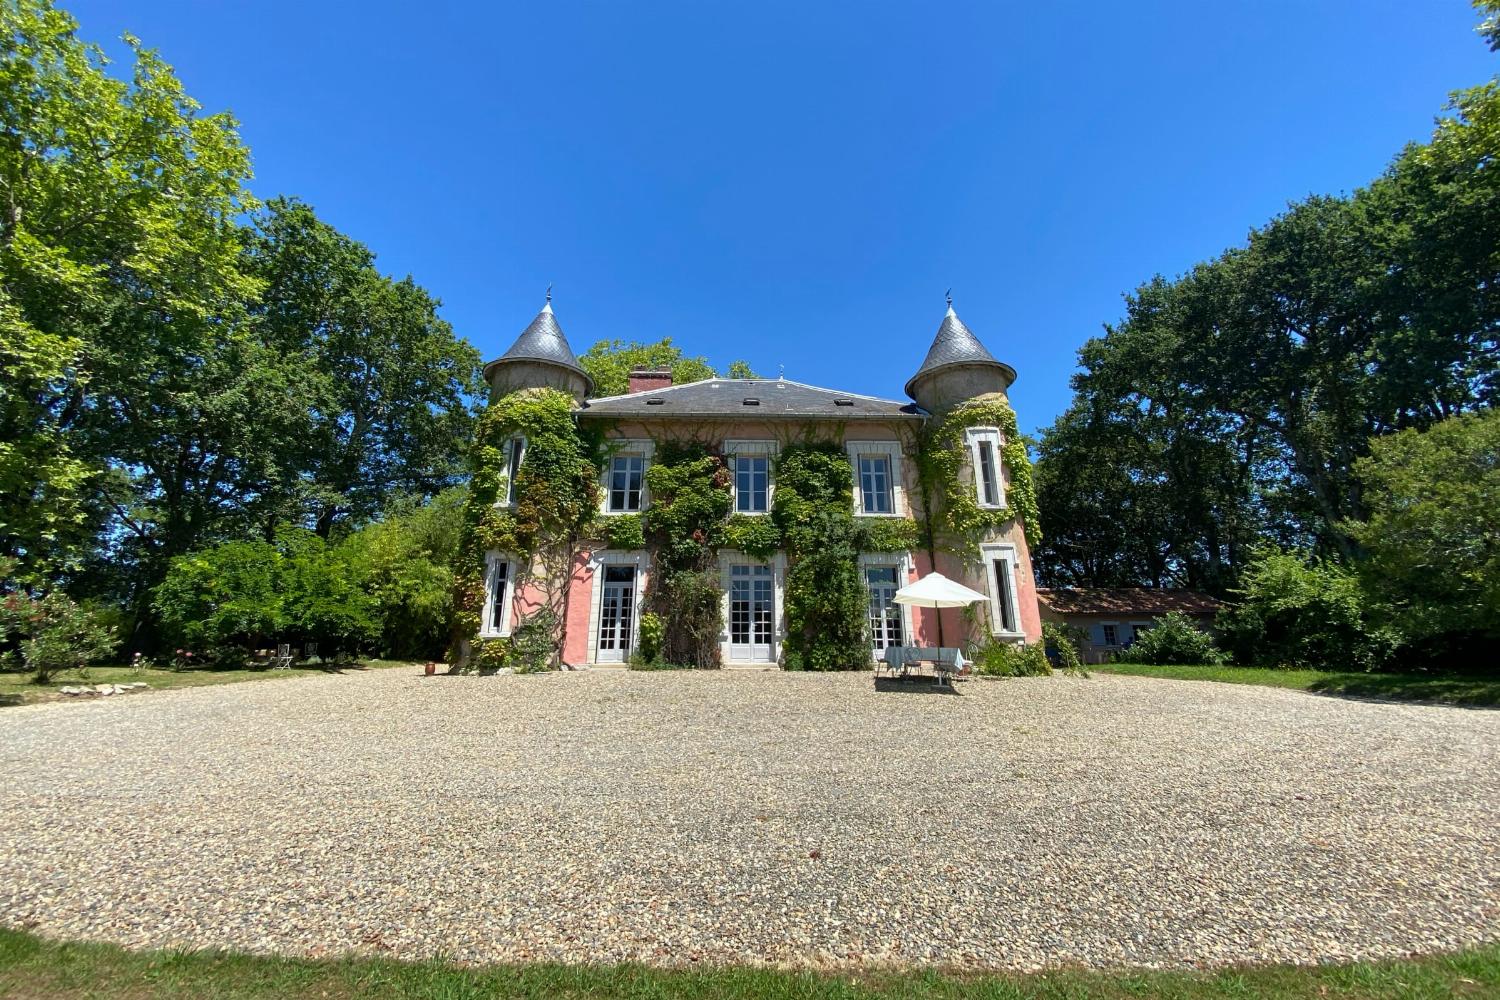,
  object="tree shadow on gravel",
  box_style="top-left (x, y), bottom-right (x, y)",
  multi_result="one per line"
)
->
top-left (1305, 673), bottom-right (1500, 710)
